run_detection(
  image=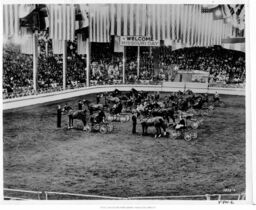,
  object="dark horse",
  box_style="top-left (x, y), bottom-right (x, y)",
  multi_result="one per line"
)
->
top-left (141, 116), bottom-right (167, 138)
top-left (62, 105), bottom-right (87, 130)
top-left (83, 99), bottom-right (105, 115)
top-left (110, 102), bottom-right (123, 115)
top-left (150, 108), bottom-right (176, 124)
